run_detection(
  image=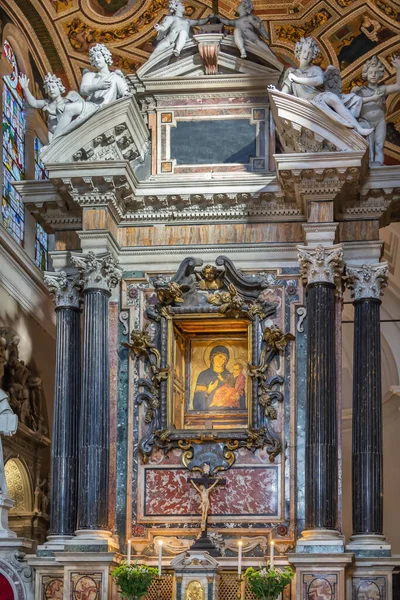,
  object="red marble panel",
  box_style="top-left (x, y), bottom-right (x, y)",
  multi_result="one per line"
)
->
top-left (144, 466), bottom-right (279, 517)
